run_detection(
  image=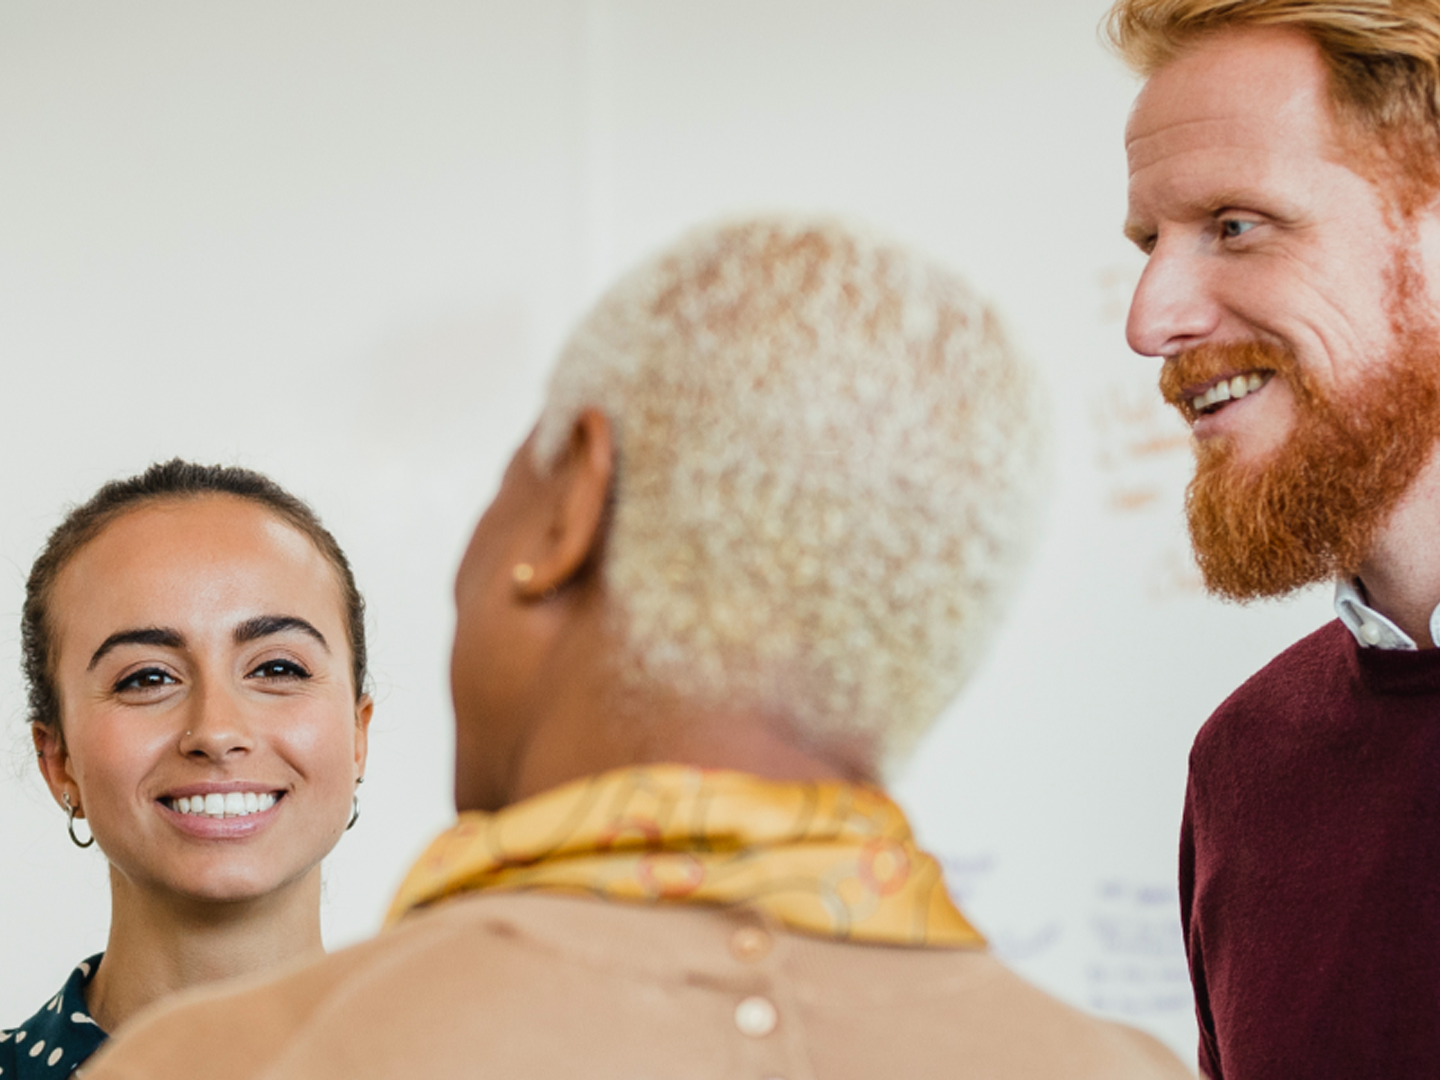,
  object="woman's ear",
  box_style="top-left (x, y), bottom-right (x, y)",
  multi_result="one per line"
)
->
top-left (32, 723), bottom-right (77, 810)
top-left (514, 408), bottom-right (615, 600)
top-left (353, 694), bottom-right (374, 779)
